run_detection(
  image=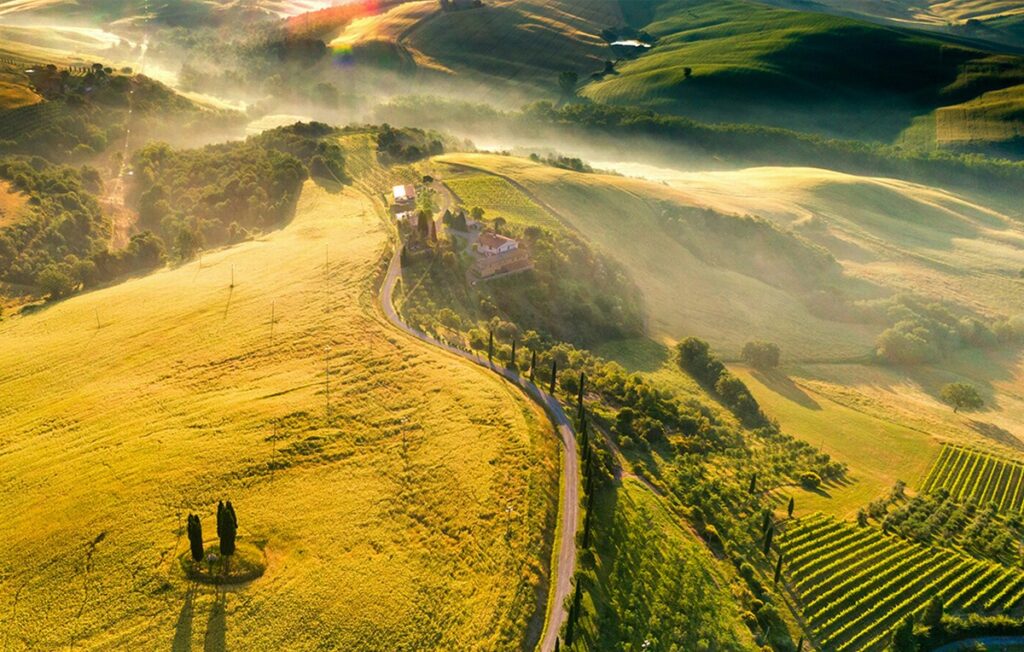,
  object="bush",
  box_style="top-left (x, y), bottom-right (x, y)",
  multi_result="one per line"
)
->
top-left (799, 471), bottom-right (822, 489)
